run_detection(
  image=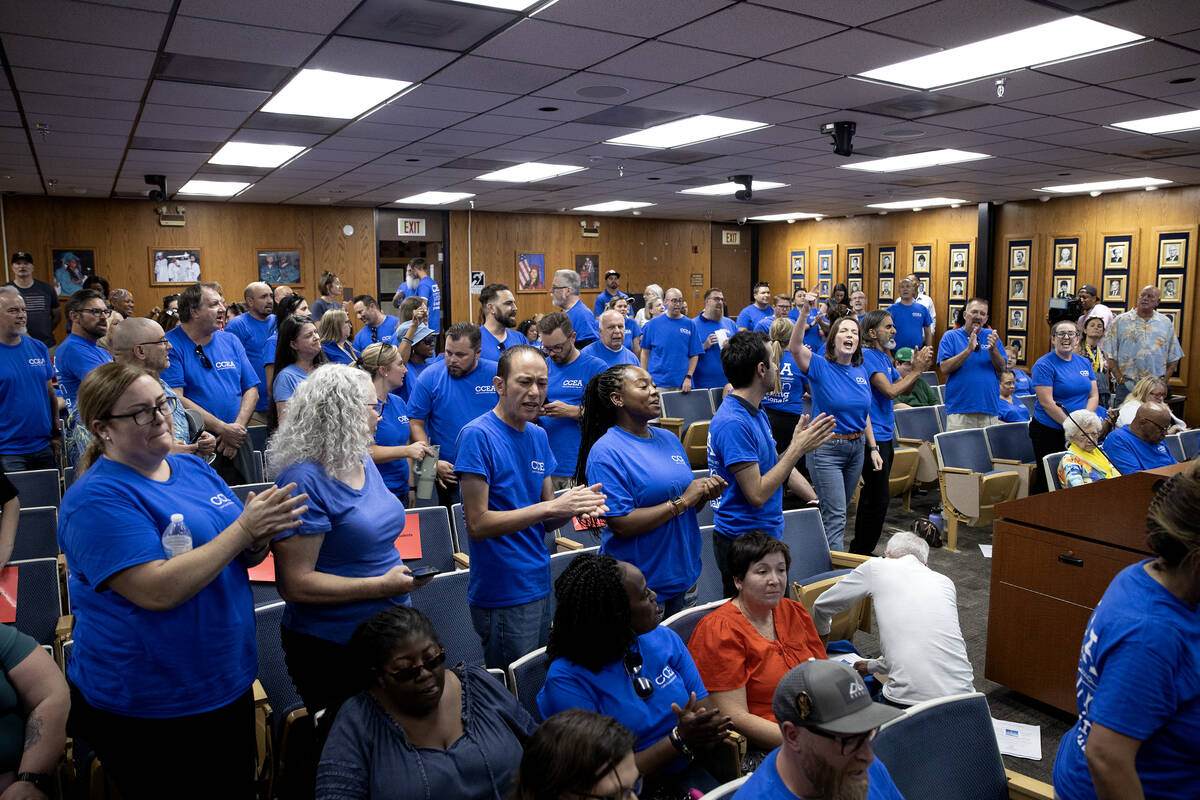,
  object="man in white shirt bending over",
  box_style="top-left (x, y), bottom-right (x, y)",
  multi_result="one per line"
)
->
top-left (812, 531), bottom-right (974, 708)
